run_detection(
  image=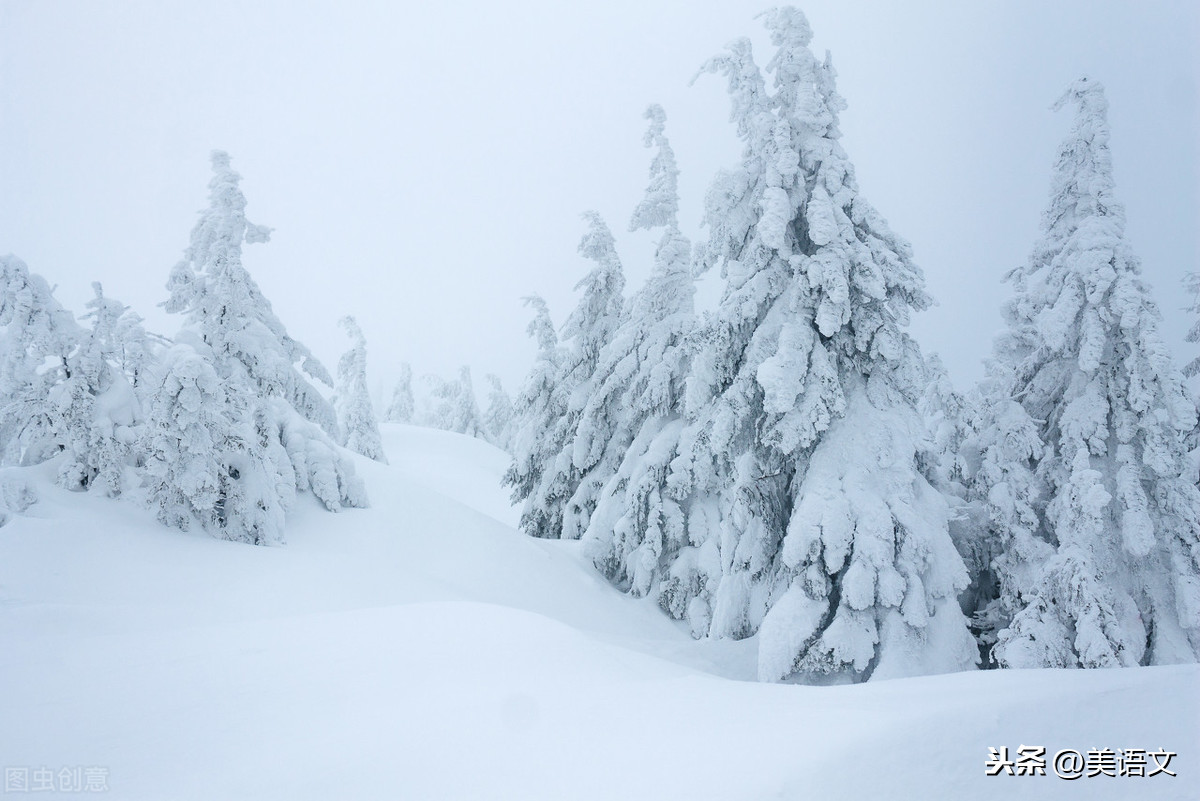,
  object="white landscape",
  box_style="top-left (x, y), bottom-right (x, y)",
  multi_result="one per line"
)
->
top-left (2, 2), bottom-right (1199, 800)
top-left (1, 426), bottom-right (1194, 800)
